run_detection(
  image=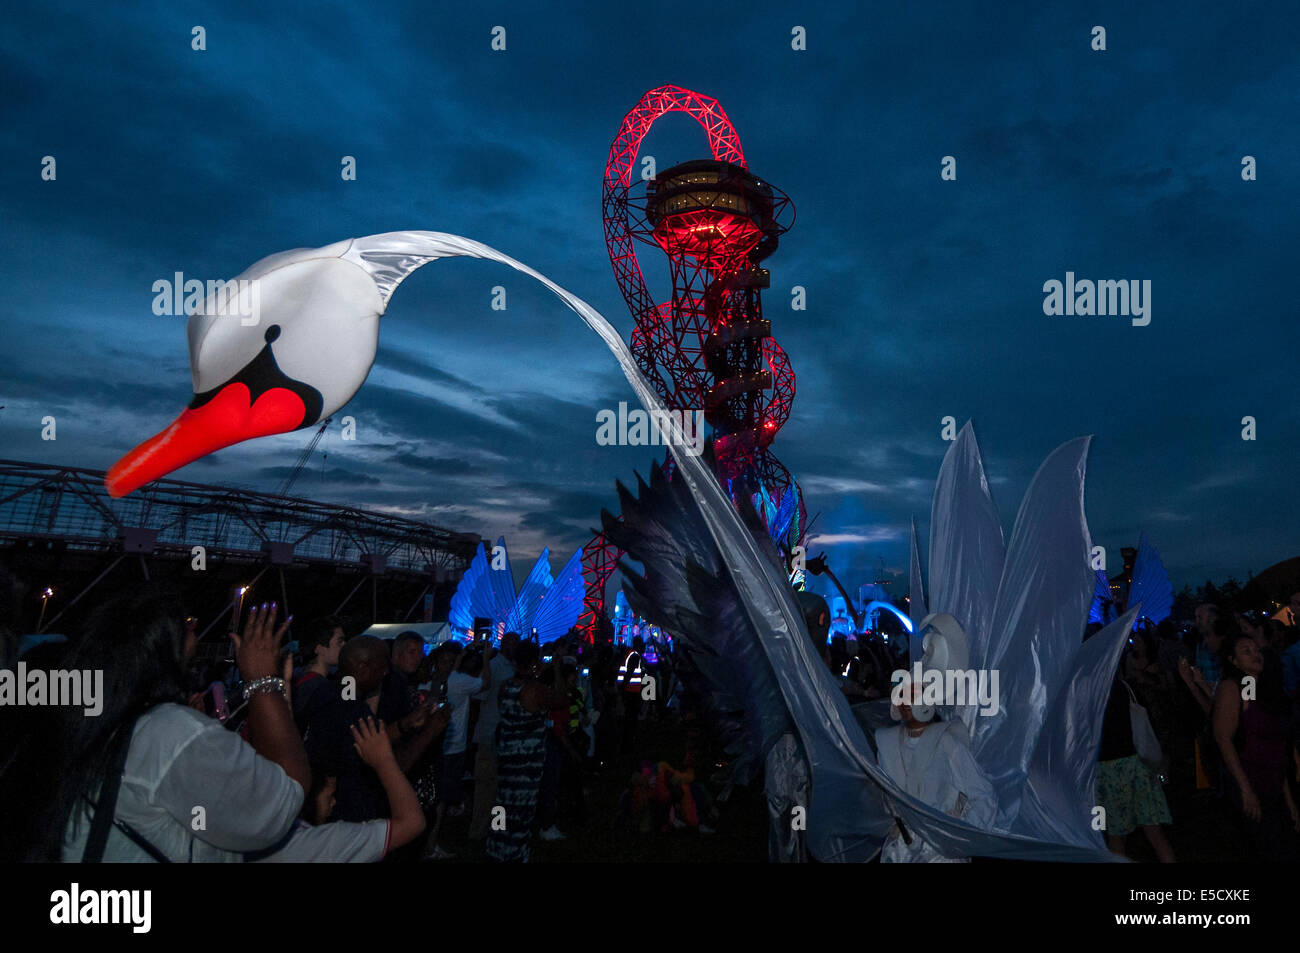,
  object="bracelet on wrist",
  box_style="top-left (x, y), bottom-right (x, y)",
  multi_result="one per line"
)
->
top-left (244, 676), bottom-right (287, 699)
